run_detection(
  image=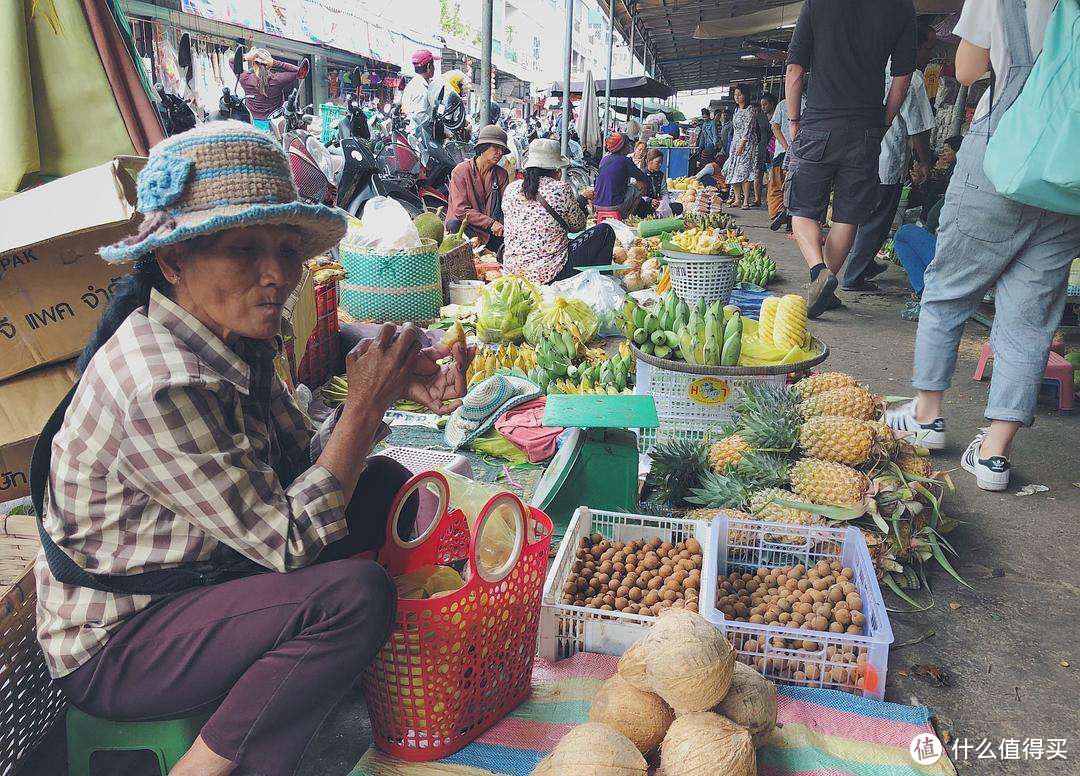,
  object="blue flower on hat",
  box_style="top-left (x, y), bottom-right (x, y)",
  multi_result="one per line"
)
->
top-left (136, 151), bottom-right (194, 211)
